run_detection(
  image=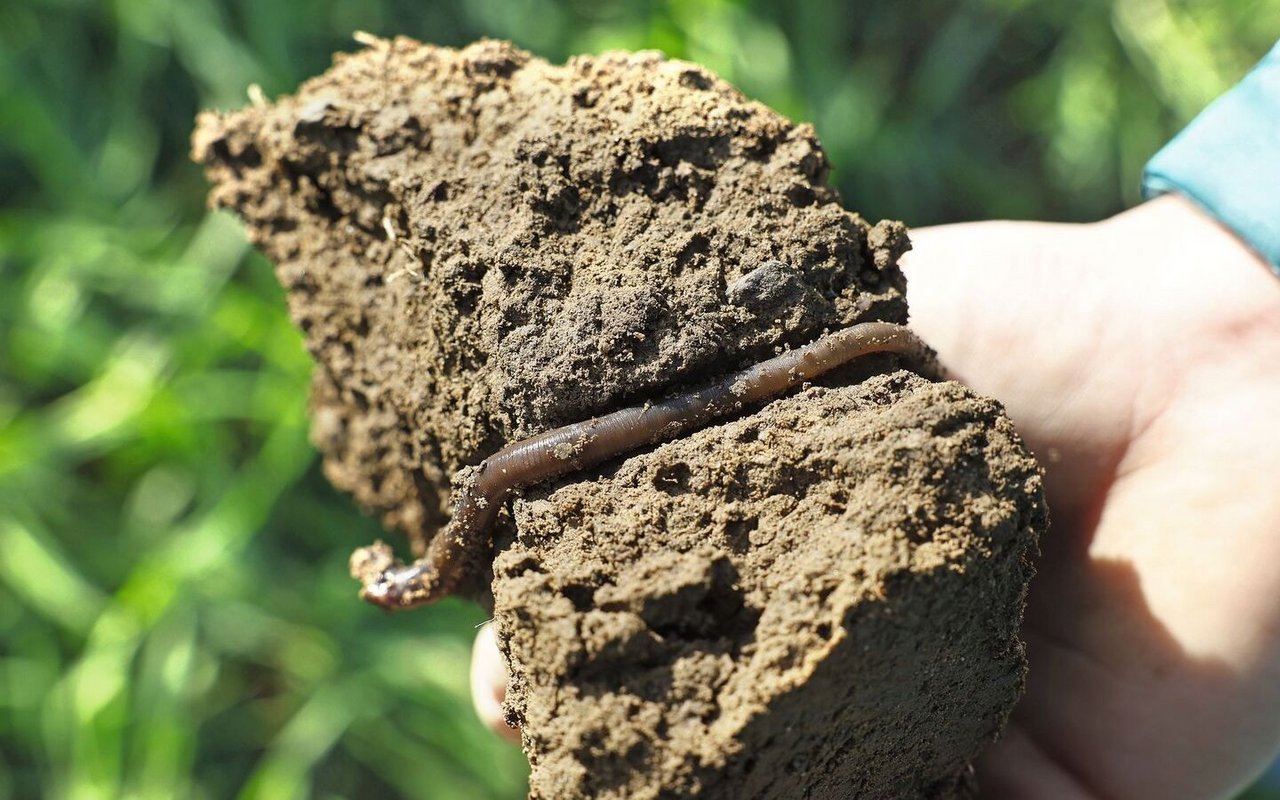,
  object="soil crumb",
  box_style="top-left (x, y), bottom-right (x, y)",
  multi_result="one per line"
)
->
top-left (193, 37), bottom-right (1046, 799)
